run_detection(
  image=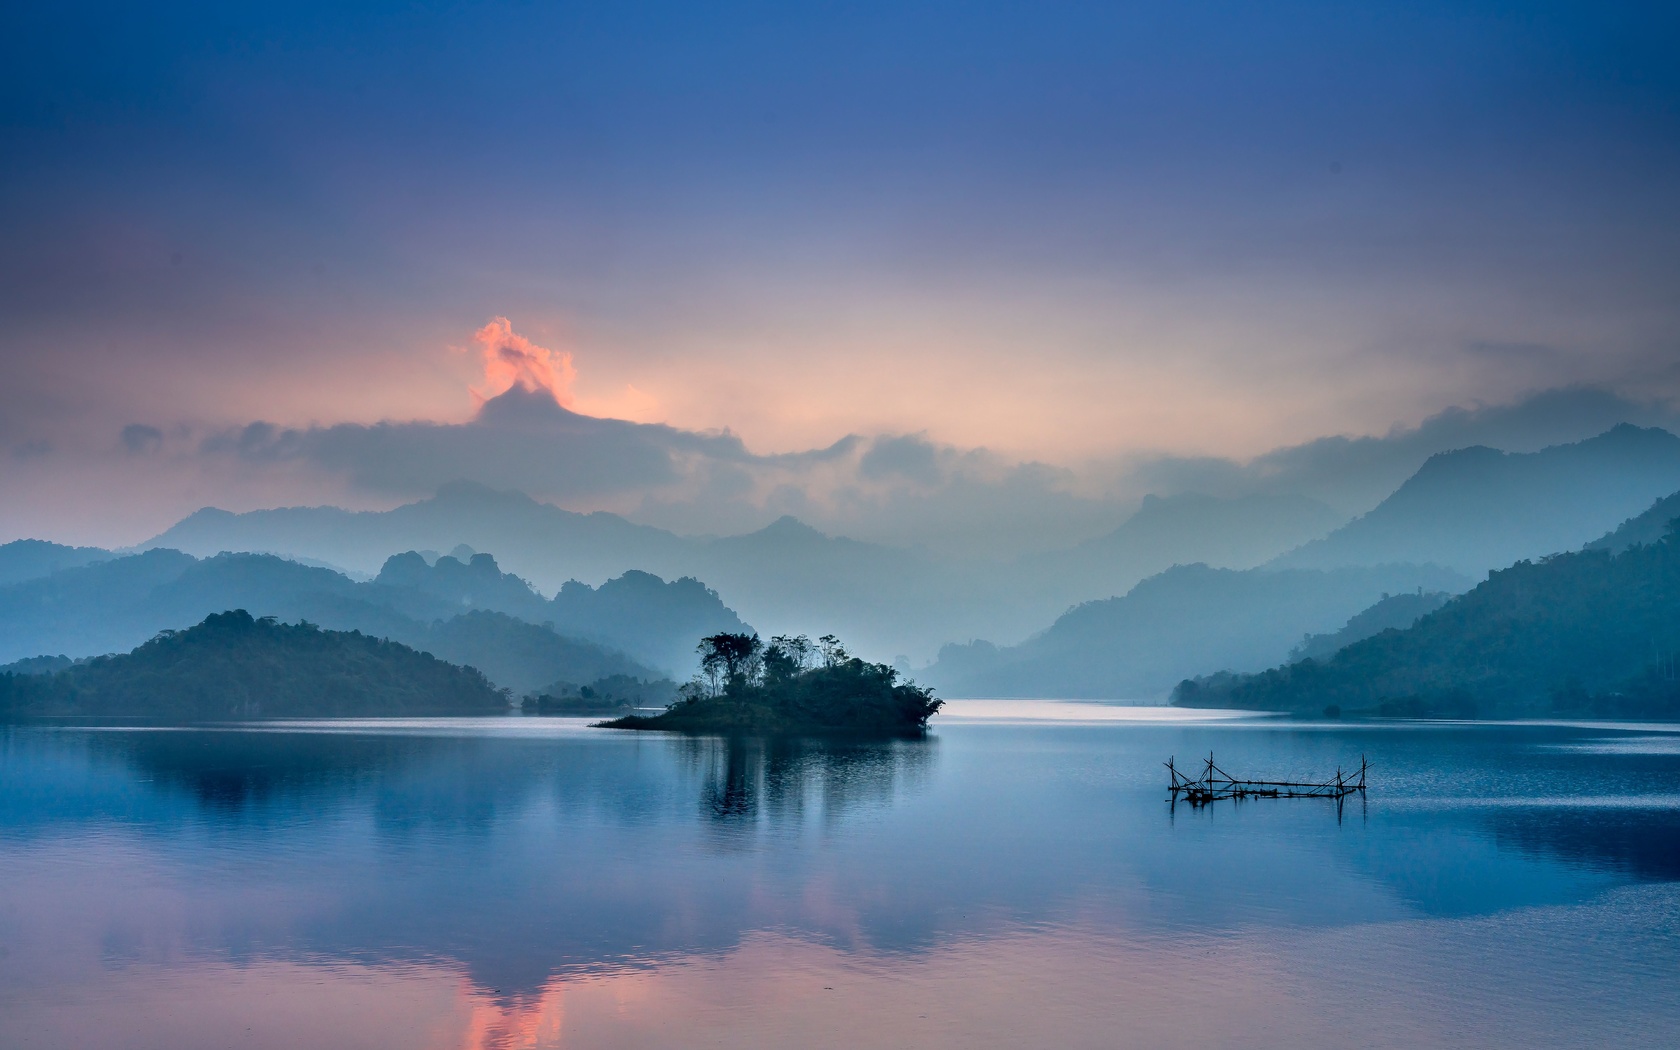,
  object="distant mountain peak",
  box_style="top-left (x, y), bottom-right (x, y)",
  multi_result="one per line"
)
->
top-left (1581, 422), bottom-right (1677, 447)
top-left (1271, 424), bottom-right (1680, 575)
top-left (175, 506), bottom-right (238, 524)
top-left (429, 480), bottom-right (543, 508)
top-left (1414, 443), bottom-right (1503, 469)
top-left (755, 515), bottom-right (825, 540)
